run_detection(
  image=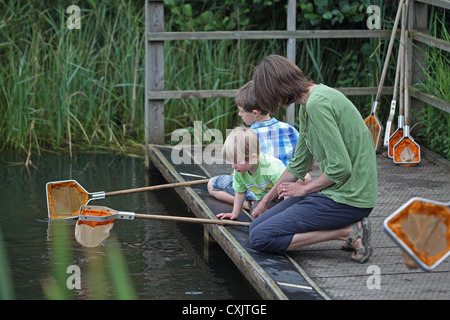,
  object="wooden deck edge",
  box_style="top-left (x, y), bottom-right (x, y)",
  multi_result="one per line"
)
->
top-left (420, 145), bottom-right (450, 172)
top-left (284, 254), bottom-right (331, 300)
